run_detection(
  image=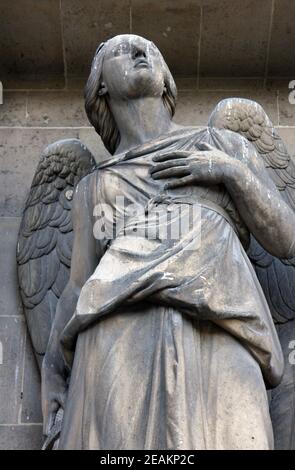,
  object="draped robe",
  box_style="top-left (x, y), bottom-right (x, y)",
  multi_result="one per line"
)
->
top-left (58, 127), bottom-right (283, 450)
